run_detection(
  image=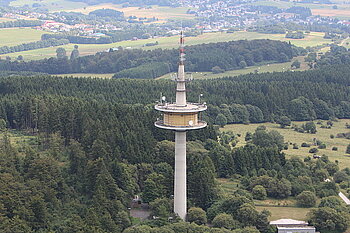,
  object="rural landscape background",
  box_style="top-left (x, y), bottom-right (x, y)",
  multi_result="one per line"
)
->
top-left (0, 0), bottom-right (350, 232)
